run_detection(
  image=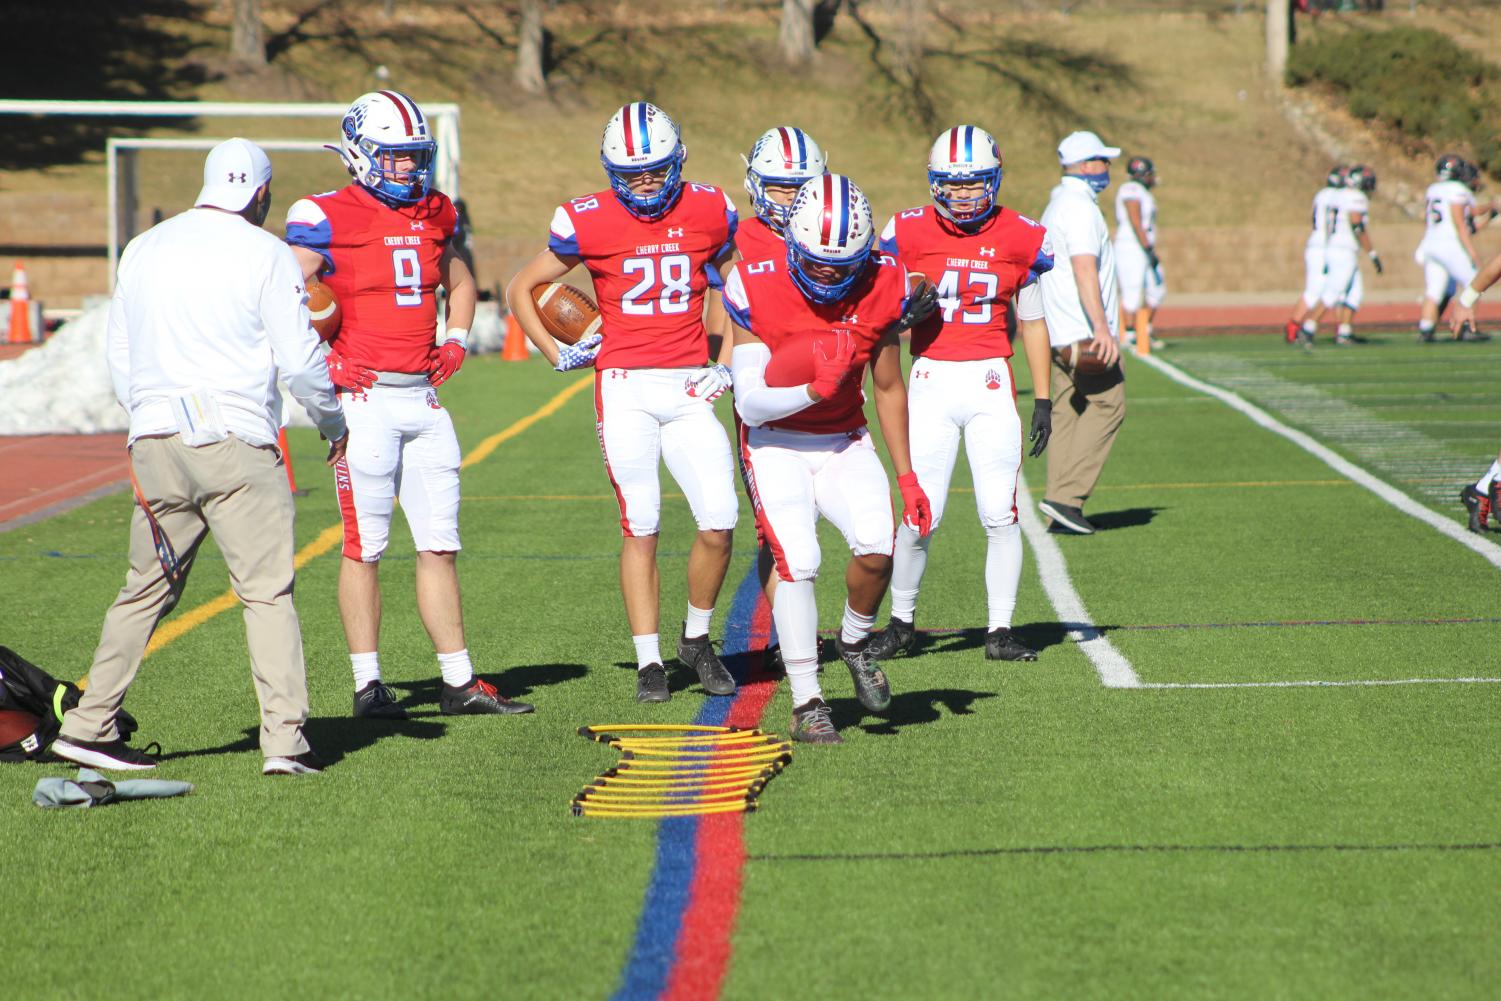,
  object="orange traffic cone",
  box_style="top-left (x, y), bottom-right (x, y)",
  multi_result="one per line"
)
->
top-left (501, 312), bottom-right (530, 361)
top-left (8, 261), bottom-right (32, 344)
top-left (278, 427), bottom-right (299, 494)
